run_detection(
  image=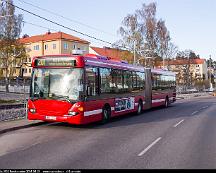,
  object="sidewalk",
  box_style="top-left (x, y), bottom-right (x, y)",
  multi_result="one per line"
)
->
top-left (0, 118), bottom-right (44, 135)
top-left (176, 92), bottom-right (213, 100)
